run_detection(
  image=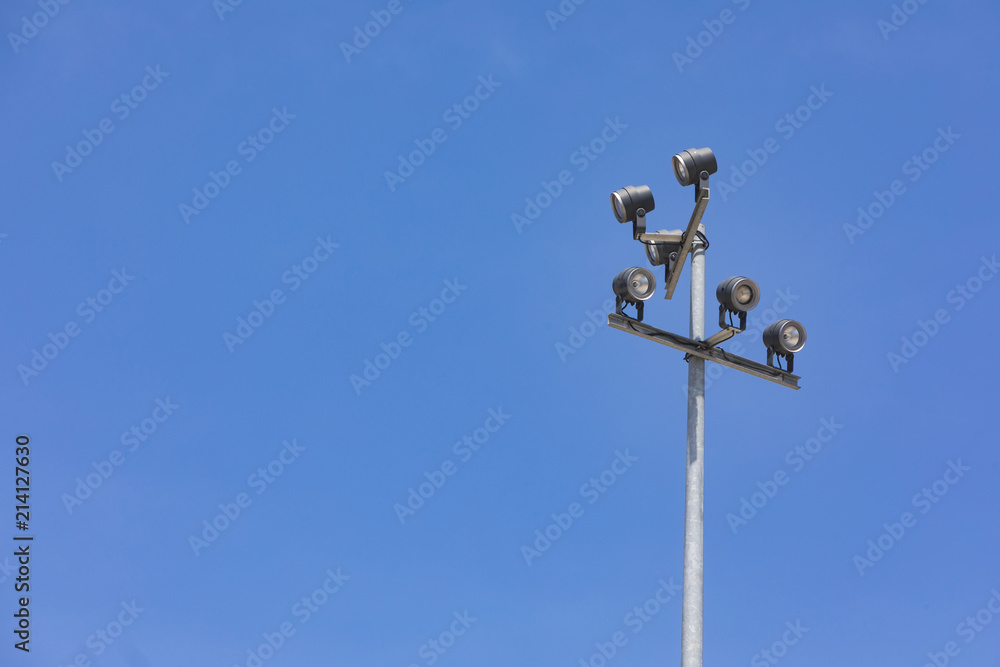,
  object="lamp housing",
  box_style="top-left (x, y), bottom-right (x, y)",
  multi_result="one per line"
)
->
top-left (613, 267), bottom-right (656, 302)
top-left (611, 185), bottom-right (655, 224)
top-left (672, 148), bottom-right (718, 187)
top-left (717, 276), bottom-right (761, 313)
top-left (646, 239), bottom-right (676, 267)
top-left (612, 266), bottom-right (656, 321)
top-left (763, 319), bottom-right (807, 355)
